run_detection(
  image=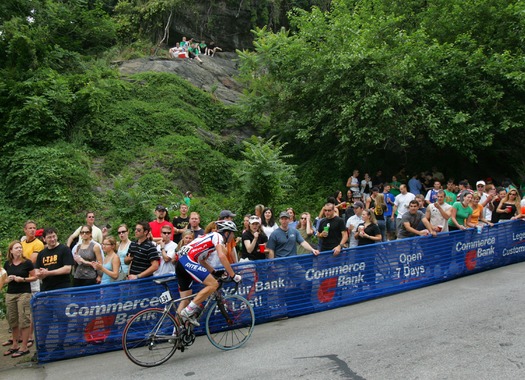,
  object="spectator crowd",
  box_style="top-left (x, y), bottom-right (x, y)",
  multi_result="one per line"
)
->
top-left (2, 169), bottom-right (525, 359)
